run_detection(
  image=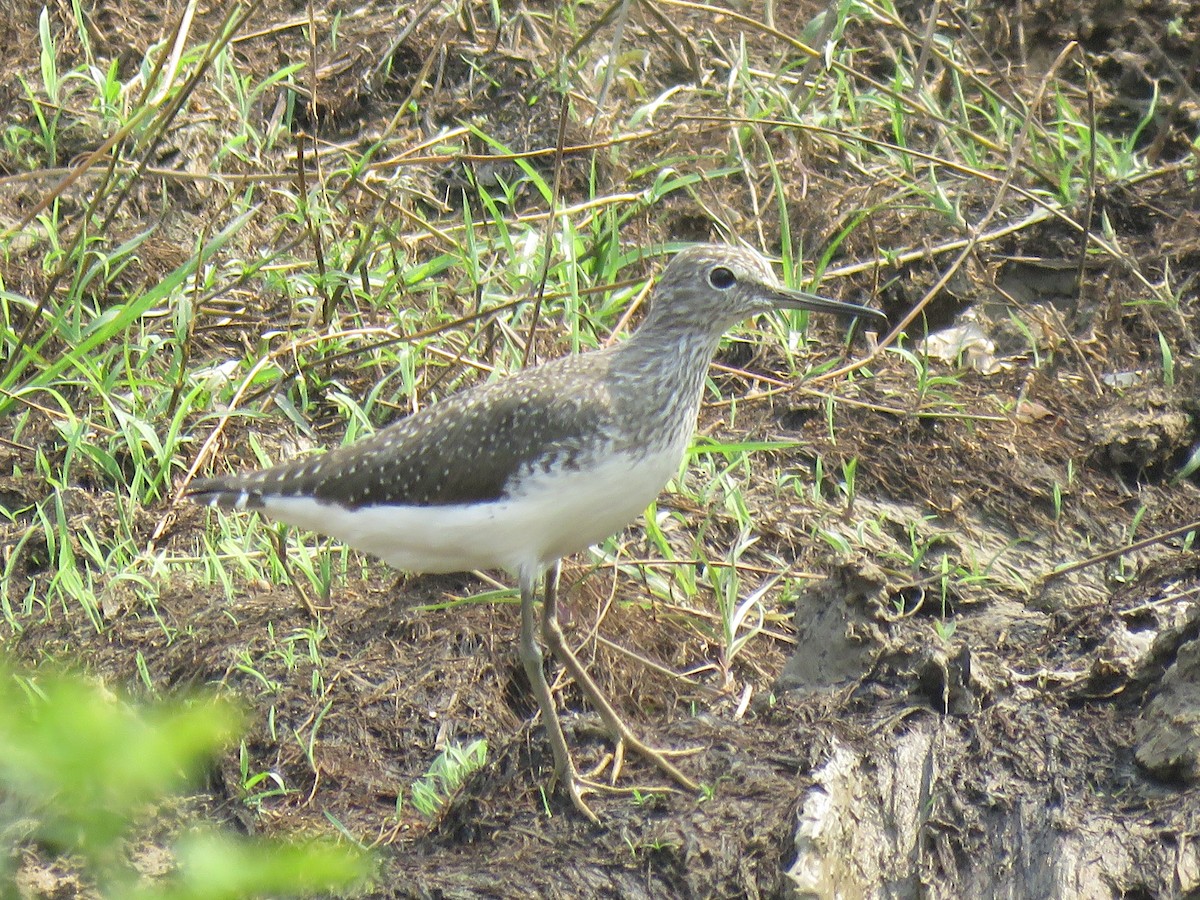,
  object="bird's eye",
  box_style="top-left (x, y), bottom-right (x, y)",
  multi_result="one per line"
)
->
top-left (708, 266), bottom-right (736, 290)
